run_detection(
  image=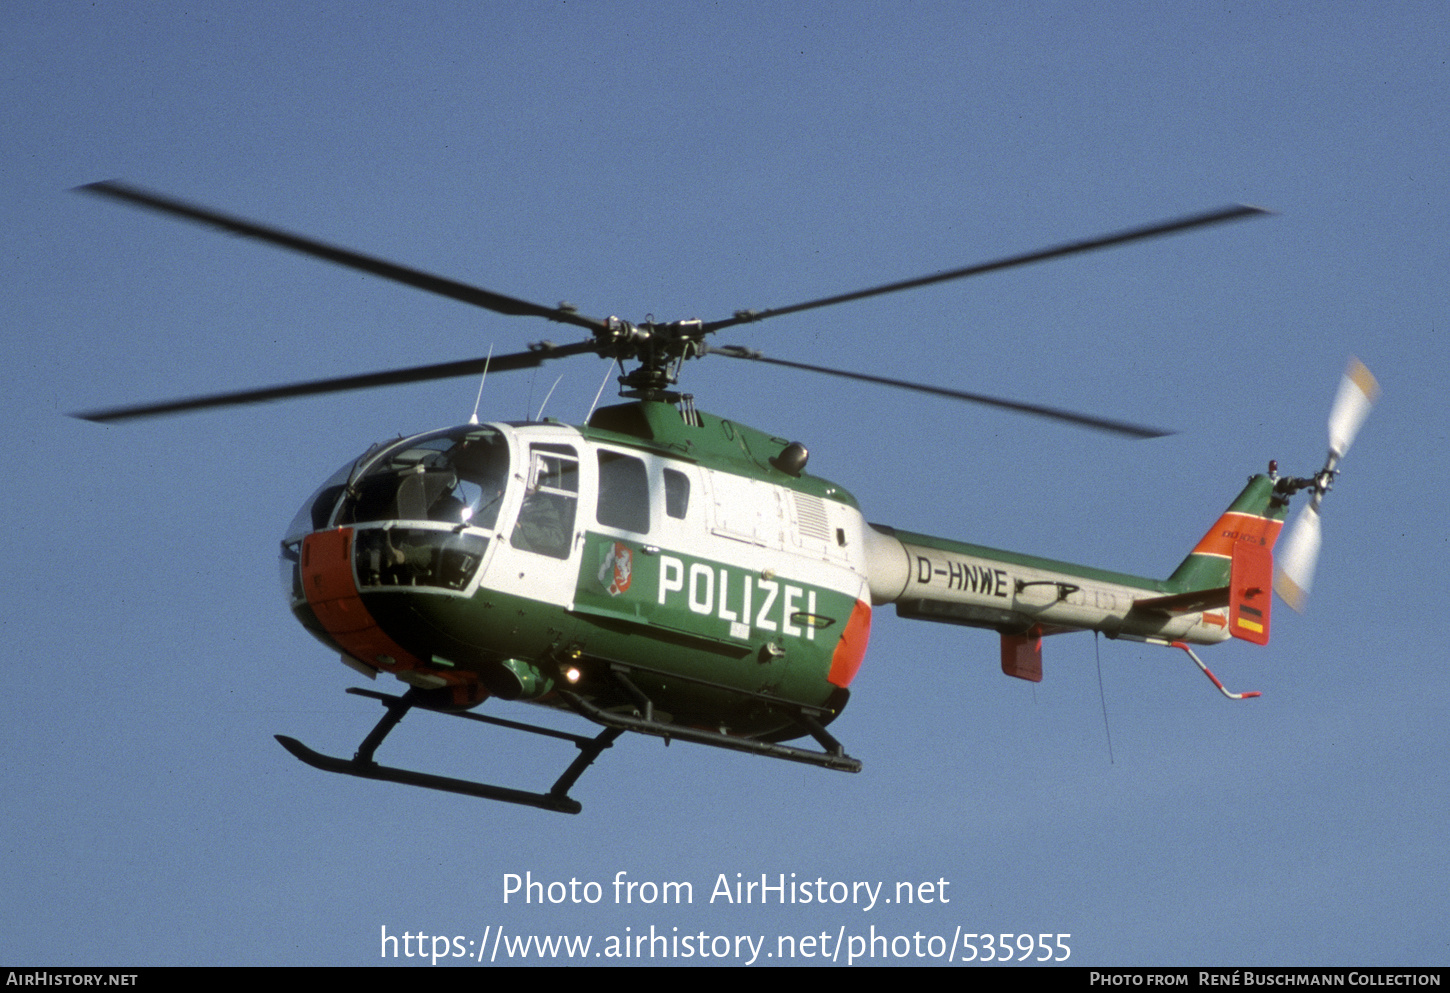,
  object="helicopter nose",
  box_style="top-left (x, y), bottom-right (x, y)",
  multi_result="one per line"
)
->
top-left (298, 528), bottom-right (425, 674)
